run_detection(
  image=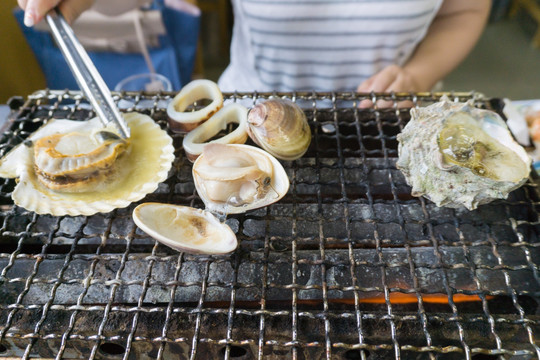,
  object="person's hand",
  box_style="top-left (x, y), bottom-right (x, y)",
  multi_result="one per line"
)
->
top-left (356, 65), bottom-right (421, 108)
top-left (18, 0), bottom-right (95, 27)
